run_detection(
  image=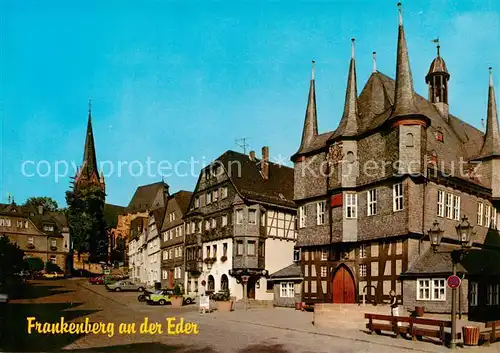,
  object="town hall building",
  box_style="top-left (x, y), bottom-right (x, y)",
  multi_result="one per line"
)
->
top-left (292, 3), bottom-right (500, 314)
